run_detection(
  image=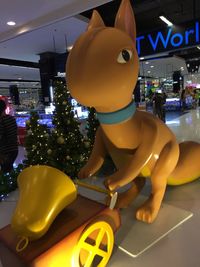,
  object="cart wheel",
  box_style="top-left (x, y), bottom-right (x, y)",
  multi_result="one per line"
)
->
top-left (73, 221), bottom-right (114, 267)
